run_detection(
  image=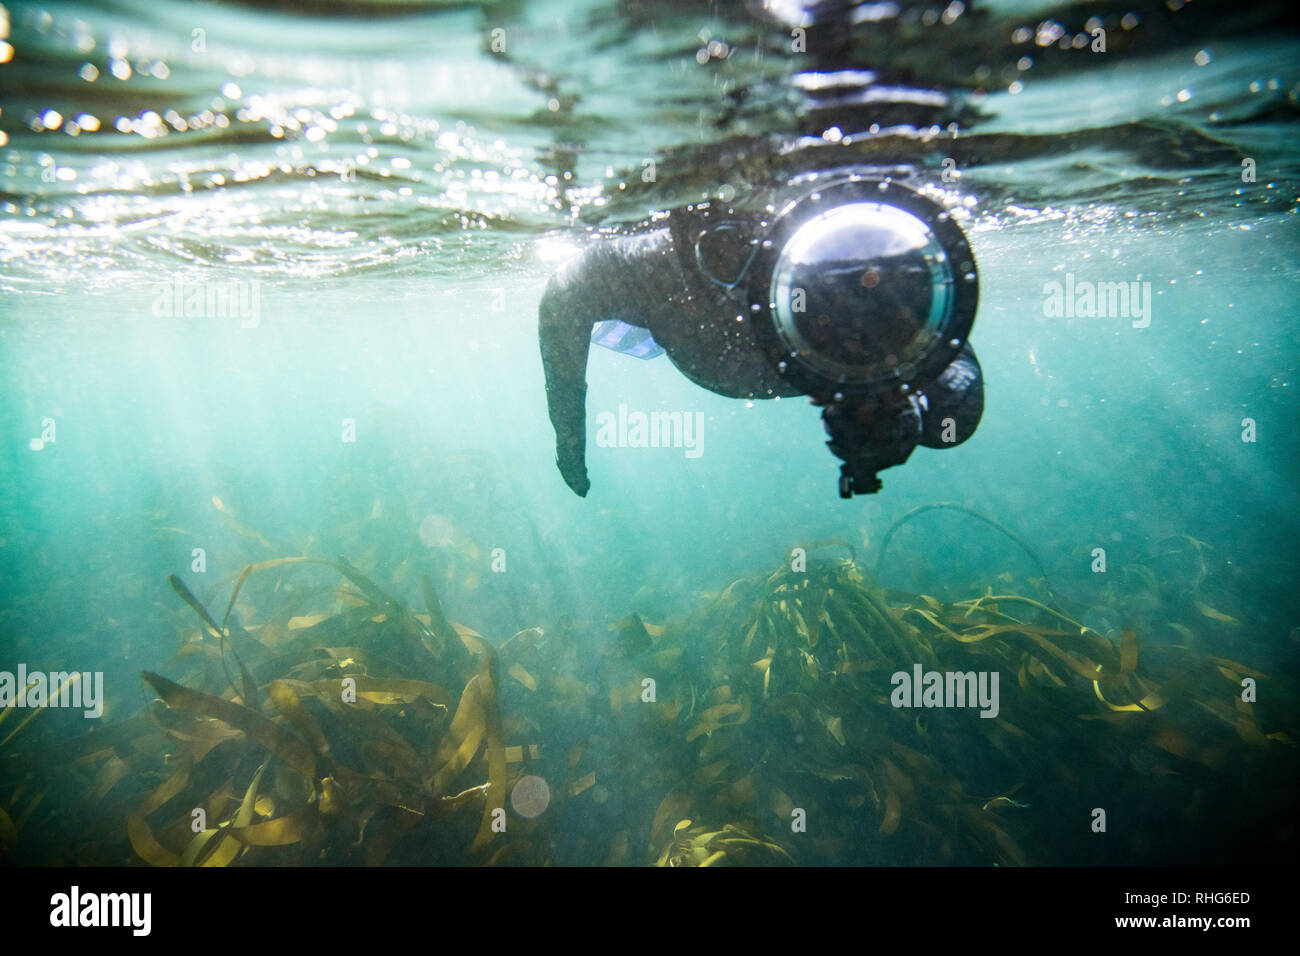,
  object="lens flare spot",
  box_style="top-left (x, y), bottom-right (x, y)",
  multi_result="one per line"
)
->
top-left (510, 775), bottom-right (551, 819)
